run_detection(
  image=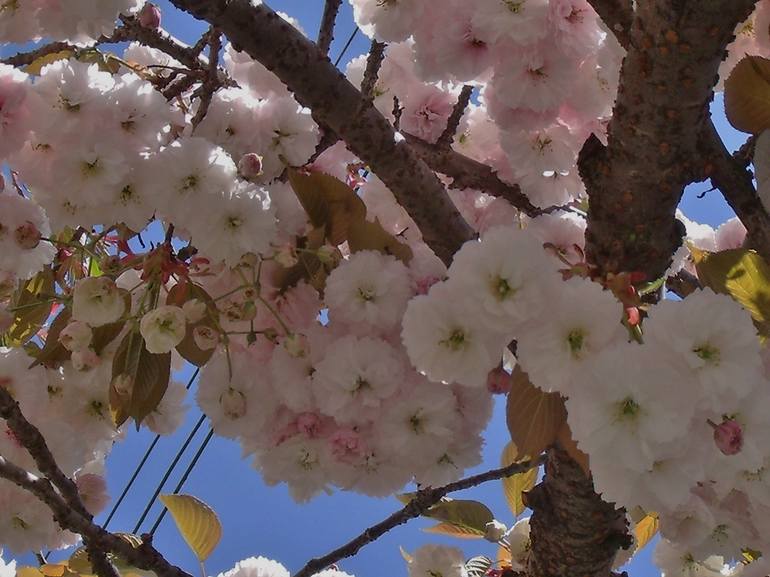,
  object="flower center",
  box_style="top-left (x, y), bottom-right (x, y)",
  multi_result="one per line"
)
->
top-left (567, 328), bottom-right (585, 358)
top-left (441, 328), bottom-right (467, 351)
top-left (693, 343), bottom-right (720, 364)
